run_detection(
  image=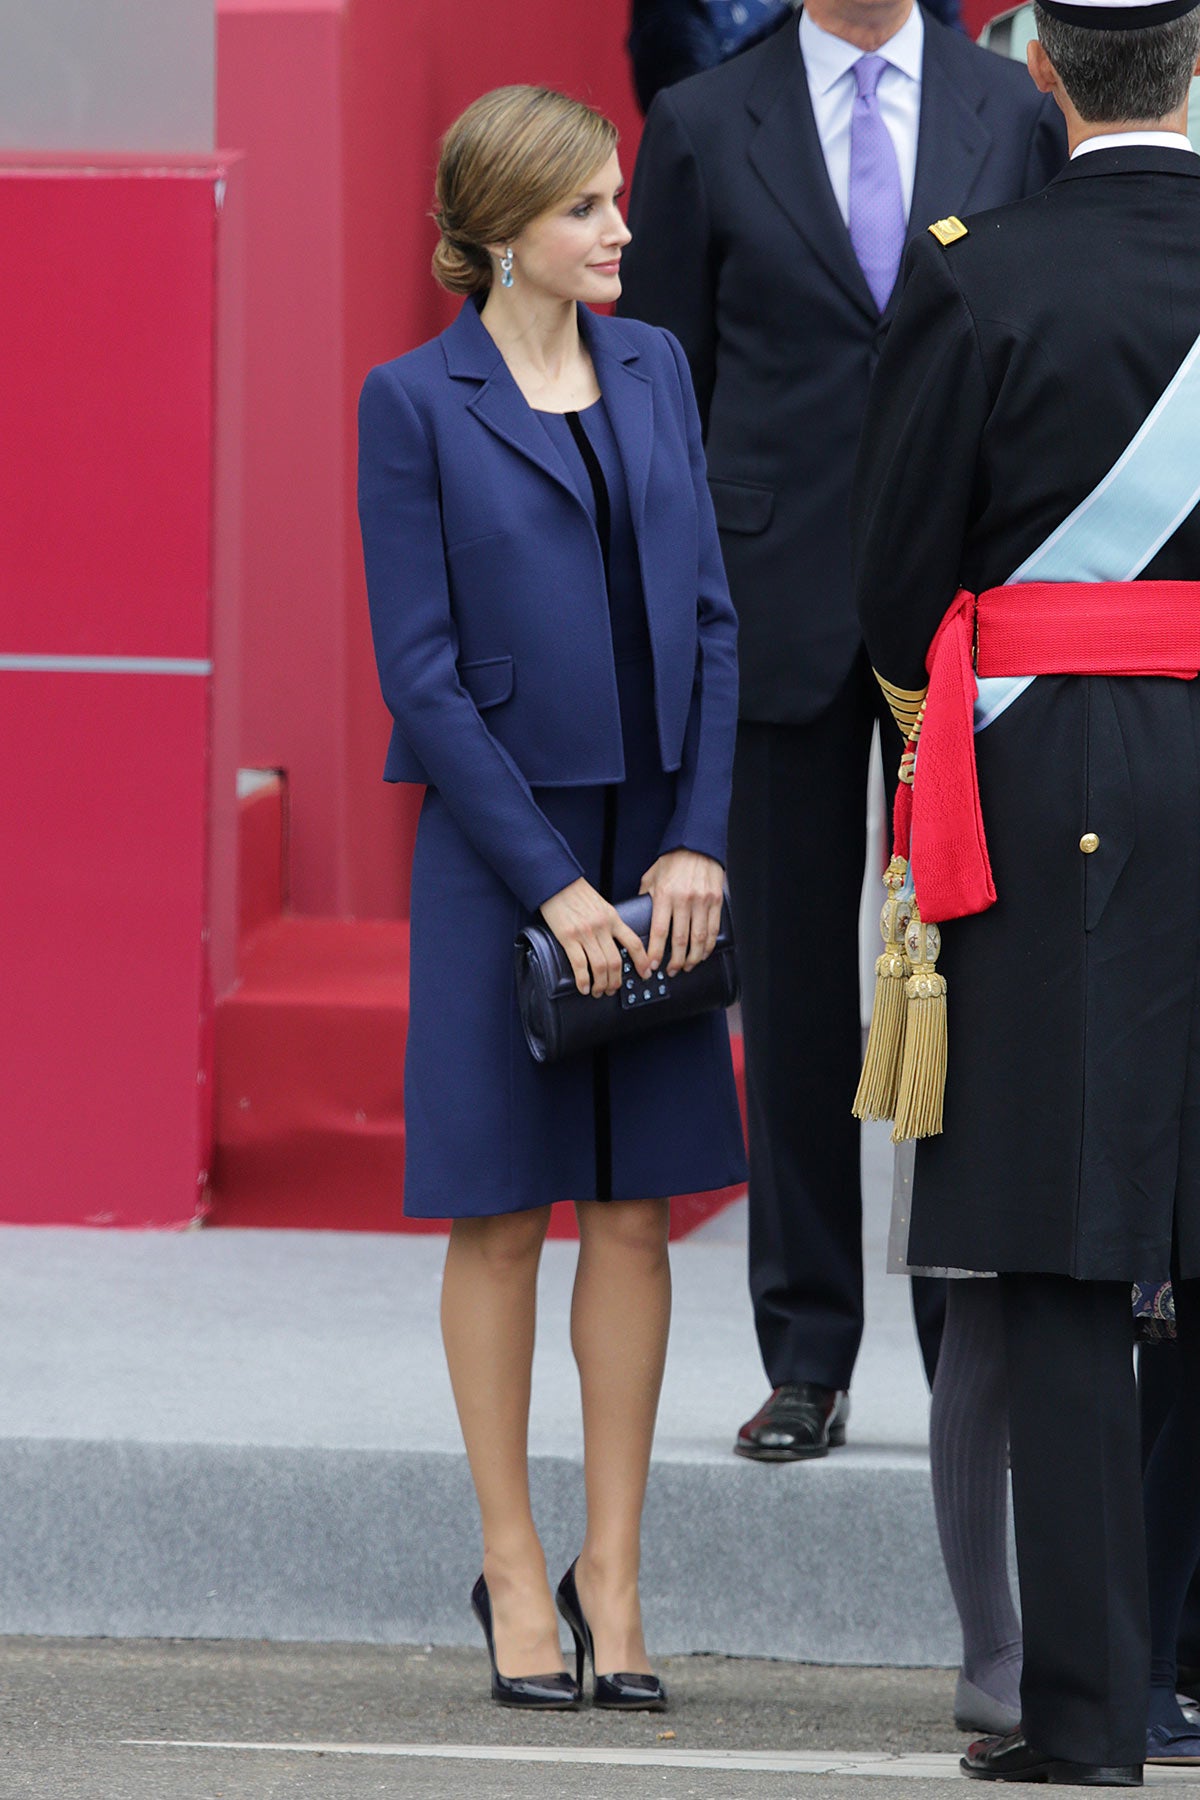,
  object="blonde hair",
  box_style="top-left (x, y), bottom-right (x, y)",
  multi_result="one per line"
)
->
top-left (432, 86), bottom-right (618, 296)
